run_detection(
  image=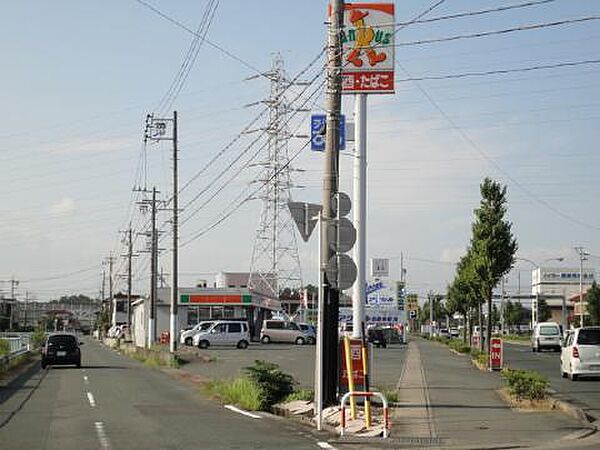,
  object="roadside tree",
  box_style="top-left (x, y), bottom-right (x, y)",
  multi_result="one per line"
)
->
top-left (470, 178), bottom-right (518, 352)
top-left (586, 282), bottom-right (600, 326)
